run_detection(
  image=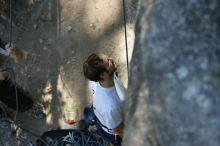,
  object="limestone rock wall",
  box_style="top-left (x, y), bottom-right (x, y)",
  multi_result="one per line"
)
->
top-left (123, 0), bottom-right (220, 146)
